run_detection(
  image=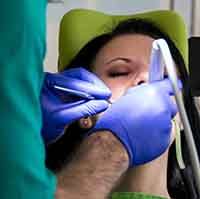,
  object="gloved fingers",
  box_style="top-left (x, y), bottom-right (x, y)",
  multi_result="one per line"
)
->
top-left (155, 78), bottom-right (181, 117)
top-left (43, 99), bottom-right (109, 144)
top-left (56, 100), bottom-right (109, 125)
top-left (124, 79), bottom-right (179, 118)
top-left (124, 84), bottom-right (143, 95)
top-left (45, 72), bottom-right (111, 100)
top-left (61, 67), bottom-right (112, 97)
top-left (43, 127), bottom-right (65, 145)
top-left (55, 78), bottom-right (111, 99)
top-left (62, 67), bottom-right (108, 88)
top-left (41, 86), bottom-right (62, 107)
top-left (154, 78), bottom-right (182, 96)
top-left (41, 85), bottom-right (86, 111)
top-left (165, 96), bottom-right (178, 118)
top-left (125, 78), bottom-right (182, 97)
